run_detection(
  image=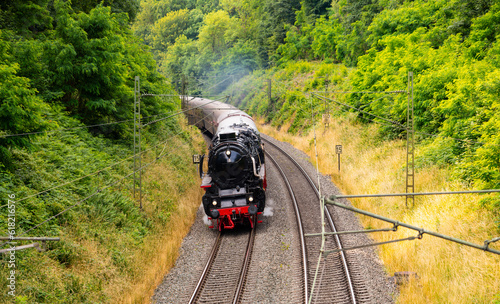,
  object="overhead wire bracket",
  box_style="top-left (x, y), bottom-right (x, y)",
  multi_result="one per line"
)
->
top-left (305, 226), bottom-right (396, 237)
top-left (325, 195), bottom-right (500, 255)
top-left (324, 235), bottom-right (419, 255)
